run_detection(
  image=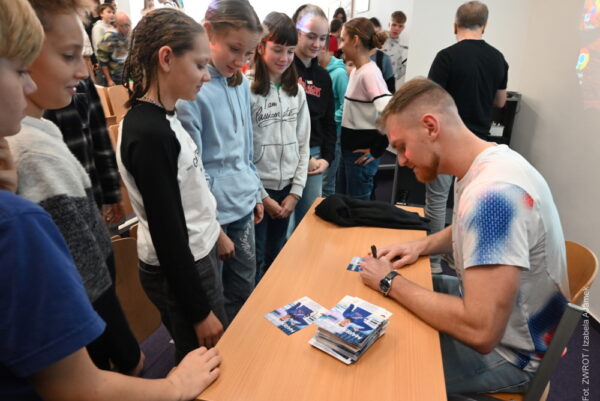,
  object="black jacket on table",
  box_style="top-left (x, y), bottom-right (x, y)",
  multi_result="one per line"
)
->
top-left (294, 56), bottom-right (337, 164)
top-left (315, 194), bottom-right (430, 231)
